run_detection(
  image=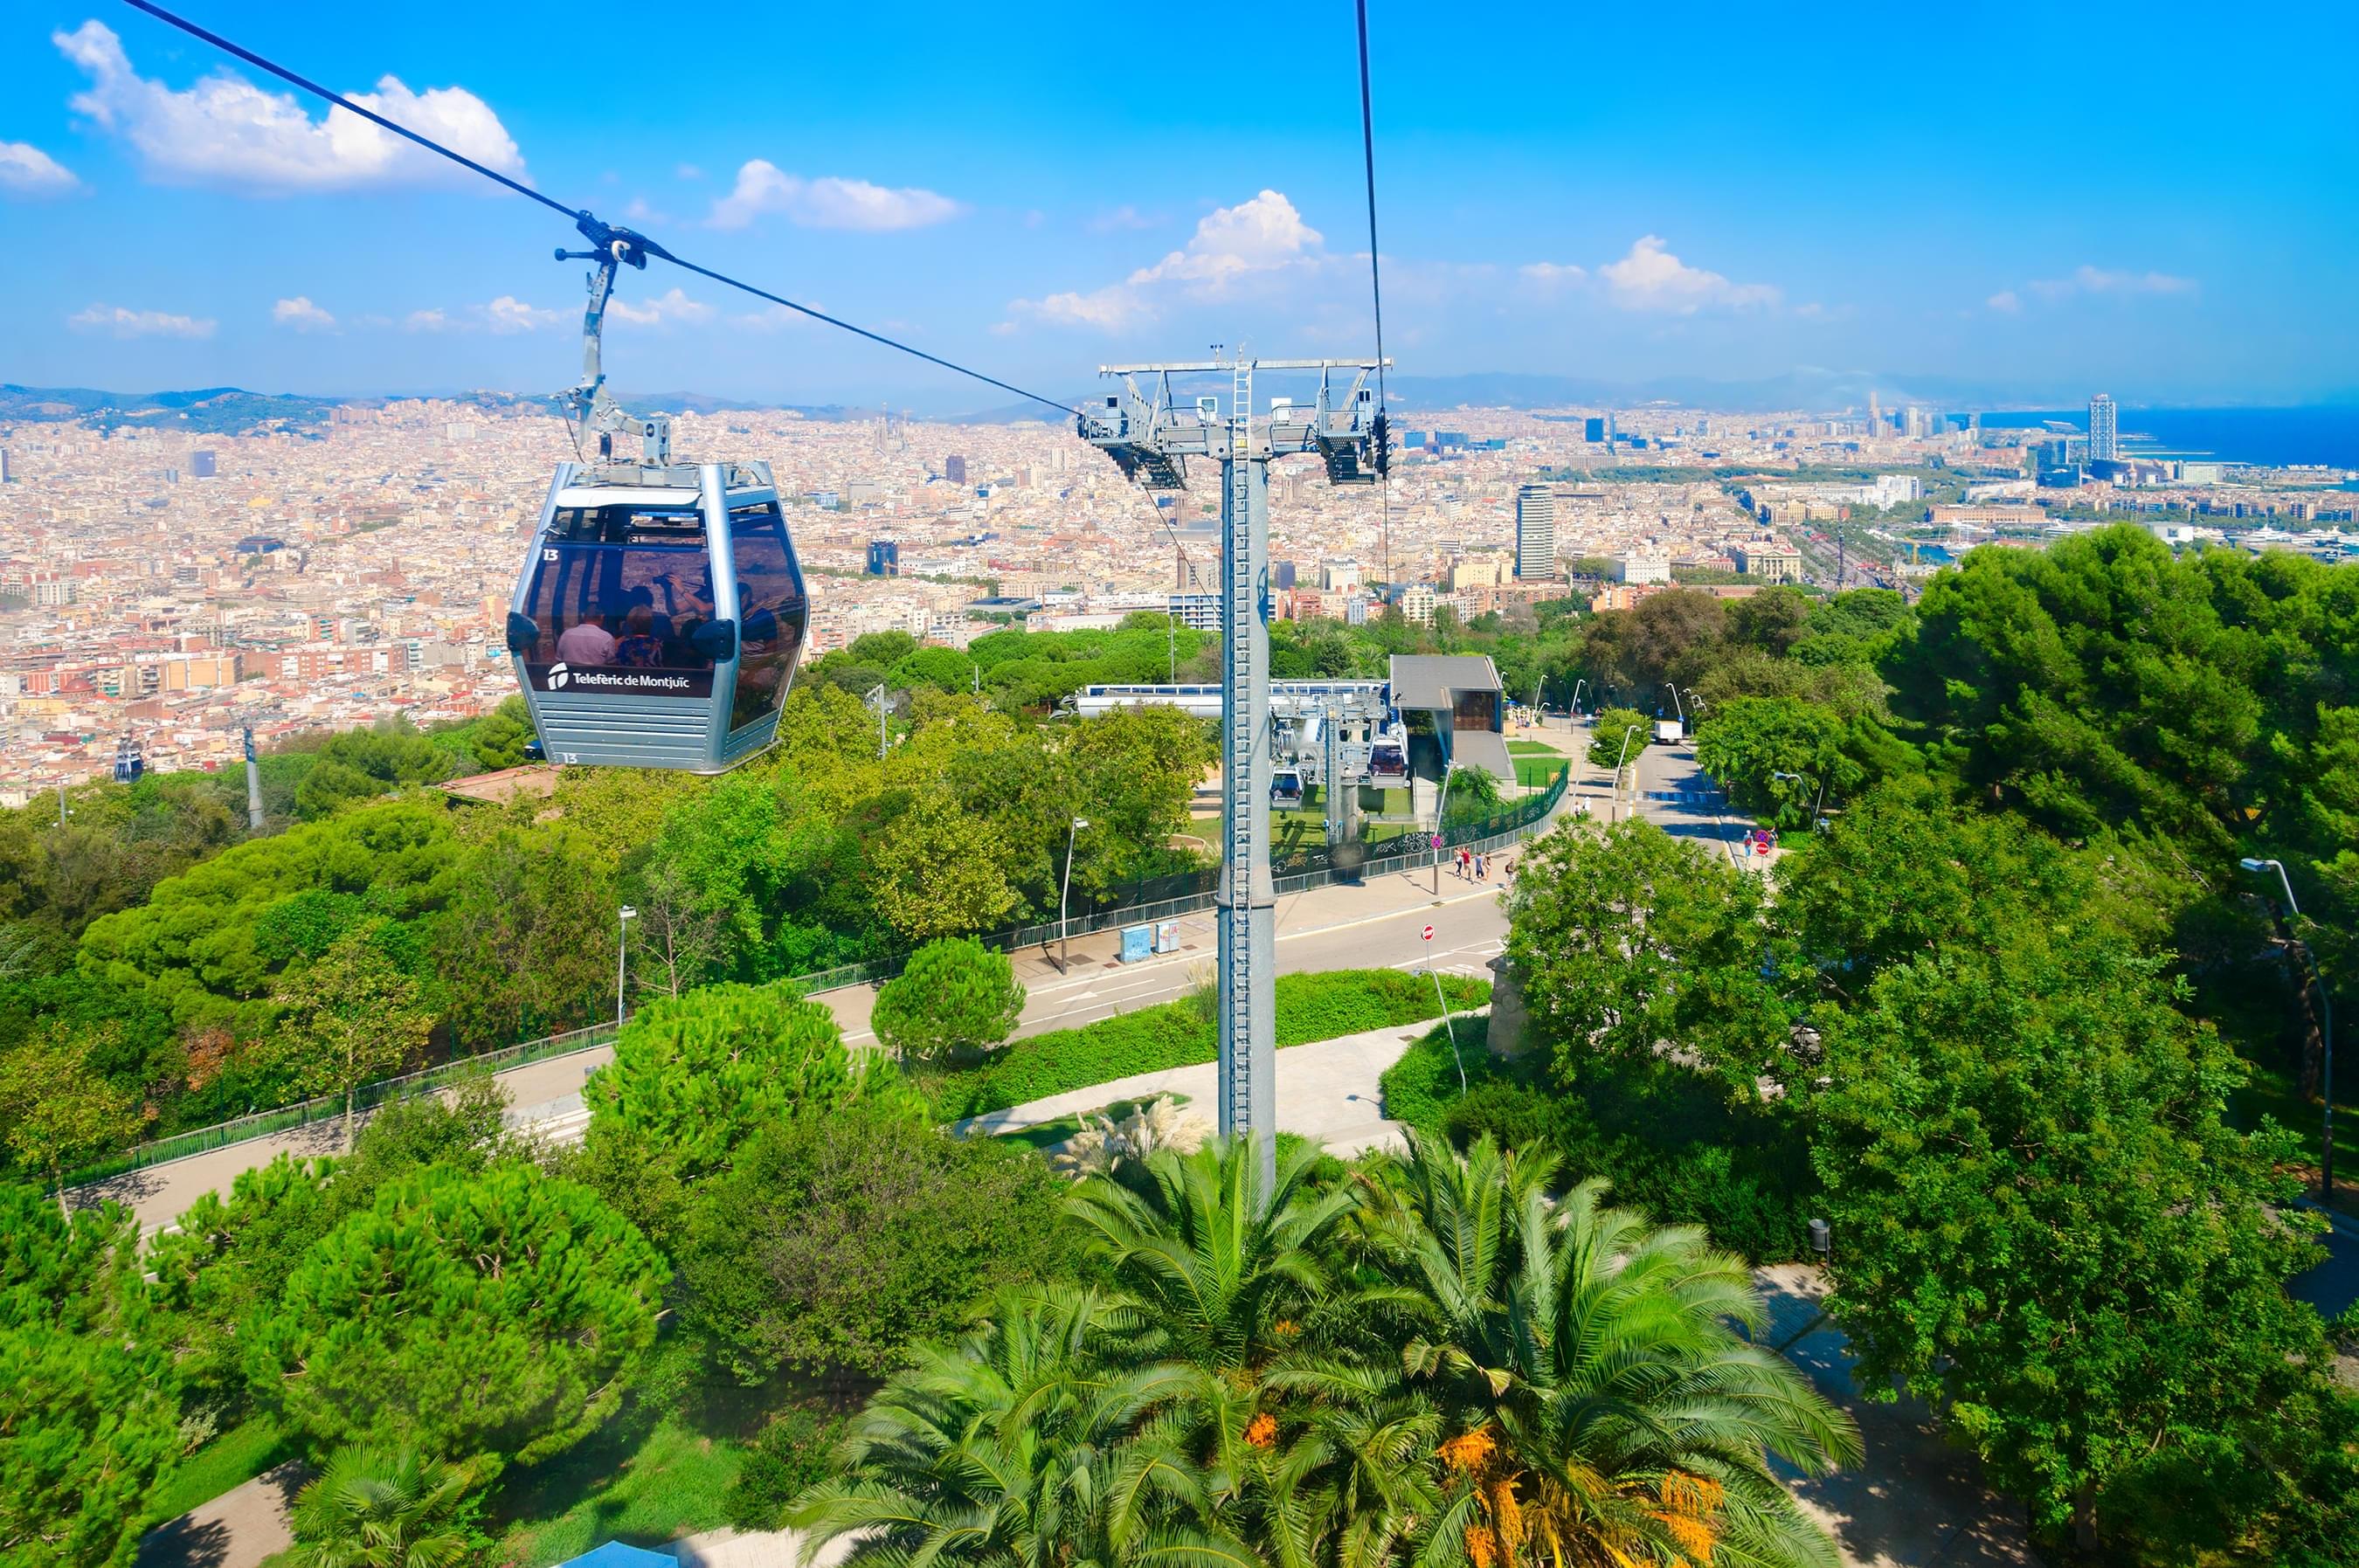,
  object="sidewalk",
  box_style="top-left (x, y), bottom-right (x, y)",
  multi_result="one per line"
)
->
top-left (950, 1017), bottom-right (1444, 1156)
